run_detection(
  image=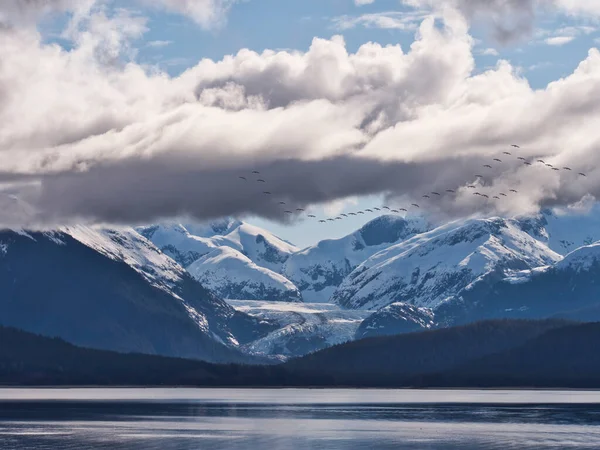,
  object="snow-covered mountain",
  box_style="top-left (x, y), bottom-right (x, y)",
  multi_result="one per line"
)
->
top-left (355, 303), bottom-right (436, 339)
top-left (188, 246), bottom-right (302, 302)
top-left (332, 218), bottom-right (562, 311)
top-left (283, 215), bottom-right (430, 303)
top-left (139, 220), bottom-right (300, 301)
top-left (0, 226), bottom-right (271, 363)
top-left (435, 240), bottom-right (600, 327)
top-left (227, 300), bottom-right (371, 358)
